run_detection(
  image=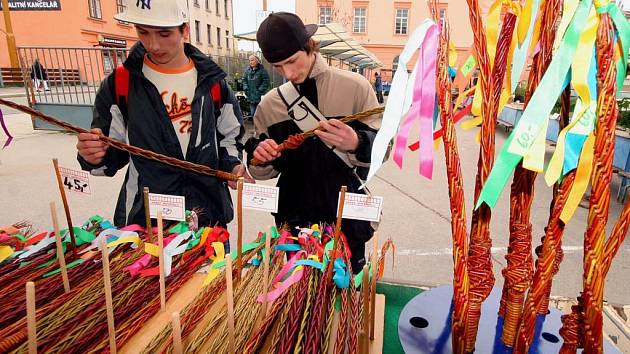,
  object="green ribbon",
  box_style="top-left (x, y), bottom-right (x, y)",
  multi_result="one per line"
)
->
top-left (607, 4), bottom-right (630, 93)
top-left (476, 0), bottom-right (593, 209)
top-left (43, 258), bottom-right (85, 278)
